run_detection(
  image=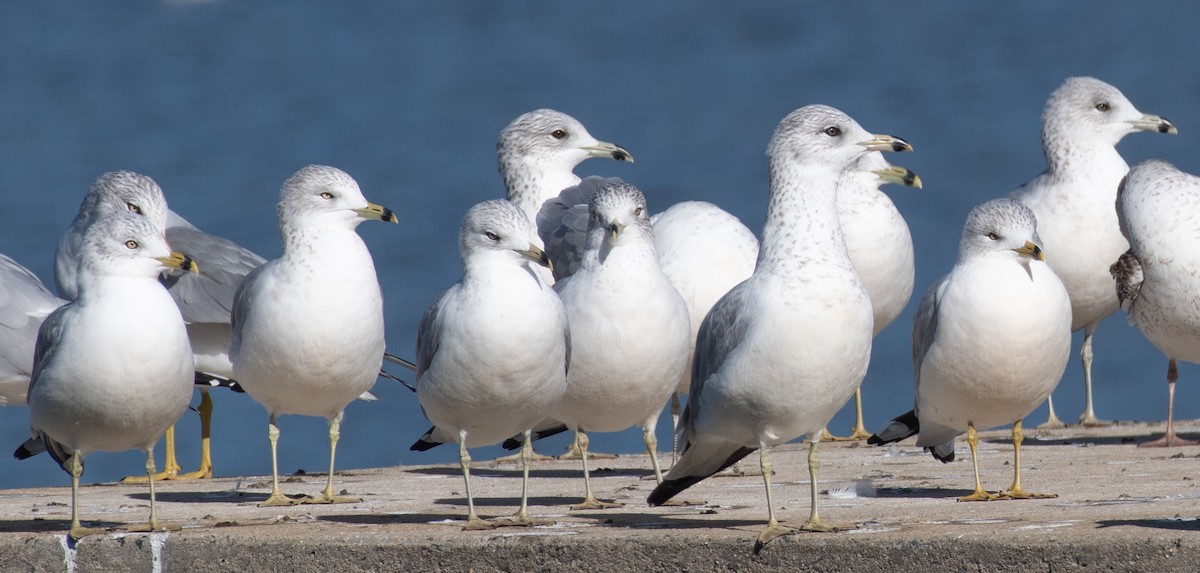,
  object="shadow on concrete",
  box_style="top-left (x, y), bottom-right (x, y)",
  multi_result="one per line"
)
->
top-left (126, 490), bottom-right (260, 503)
top-left (0, 518), bottom-right (122, 534)
top-left (318, 513), bottom-right (461, 526)
top-left (1097, 518), bottom-right (1200, 531)
top-left (404, 466), bottom-right (653, 480)
top-left (431, 496), bottom-right (575, 508)
top-left (984, 435), bottom-right (1159, 447)
top-left (874, 486), bottom-right (970, 499)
